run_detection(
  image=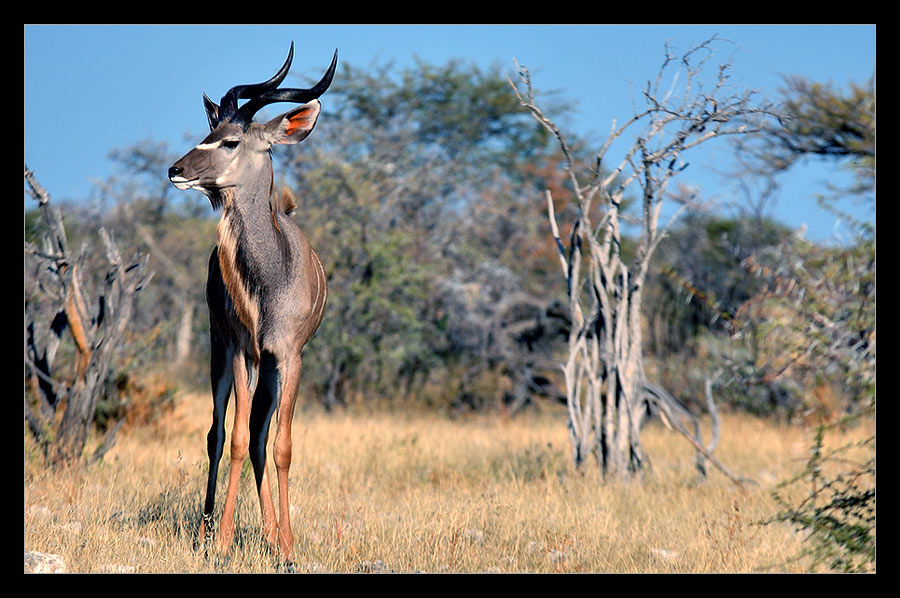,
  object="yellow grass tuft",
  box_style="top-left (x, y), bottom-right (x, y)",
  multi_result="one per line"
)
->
top-left (24, 392), bottom-right (871, 573)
